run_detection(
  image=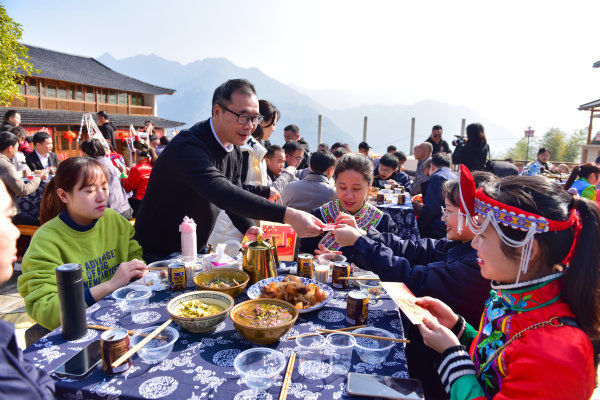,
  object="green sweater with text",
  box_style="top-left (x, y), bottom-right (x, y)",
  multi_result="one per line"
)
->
top-left (17, 208), bottom-right (144, 330)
